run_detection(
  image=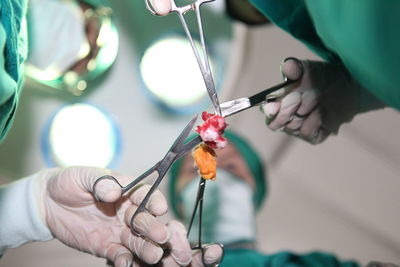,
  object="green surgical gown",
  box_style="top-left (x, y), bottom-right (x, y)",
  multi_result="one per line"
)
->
top-left (221, 249), bottom-right (359, 267)
top-left (249, 0), bottom-right (400, 110)
top-left (0, 0), bottom-right (28, 142)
